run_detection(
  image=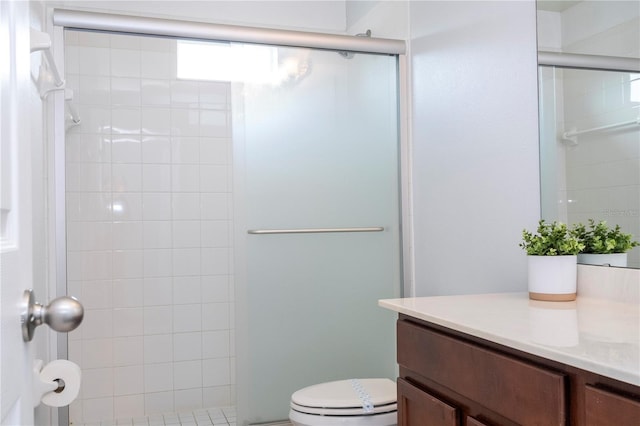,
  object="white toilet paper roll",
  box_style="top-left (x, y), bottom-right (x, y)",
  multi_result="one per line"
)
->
top-left (38, 360), bottom-right (81, 407)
